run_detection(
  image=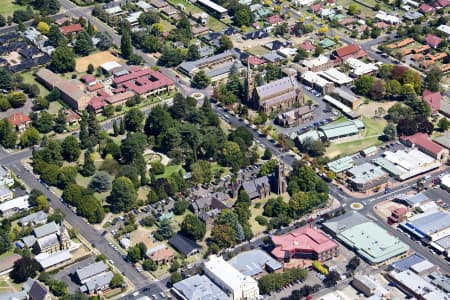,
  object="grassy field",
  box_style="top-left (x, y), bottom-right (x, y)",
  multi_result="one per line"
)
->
top-left (325, 117), bottom-right (386, 159)
top-left (0, 1), bottom-right (24, 16)
top-left (155, 165), bottom-right (184, 179)
top-left (207, 17), bottom-right (227, 32)
top-left (21, 71), bottom-right (50, 97)
top-left (159, 19), bottom-right (175, 32)
top-left (246, 45), bottom-right (268, 56)
top-left (167, 0), bottom-right (202, 14)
